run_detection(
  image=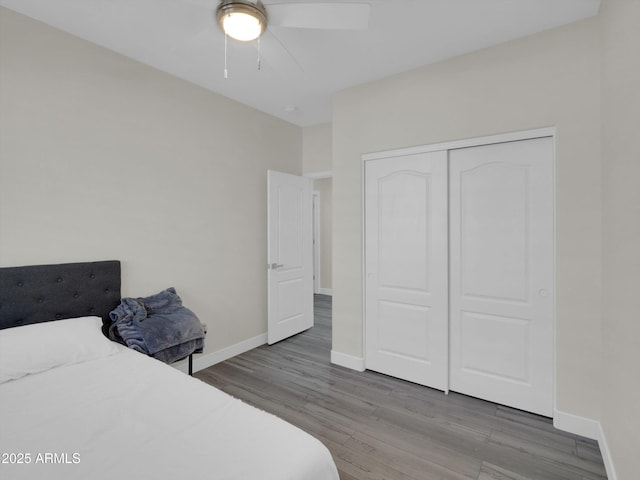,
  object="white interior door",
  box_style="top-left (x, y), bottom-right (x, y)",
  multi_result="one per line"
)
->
top-left (365, 151), bottom-right (449, 391)
top-left (448, 137), bottom-right (554, 416)
top-left (267, 170), bottom-right (313, 344)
